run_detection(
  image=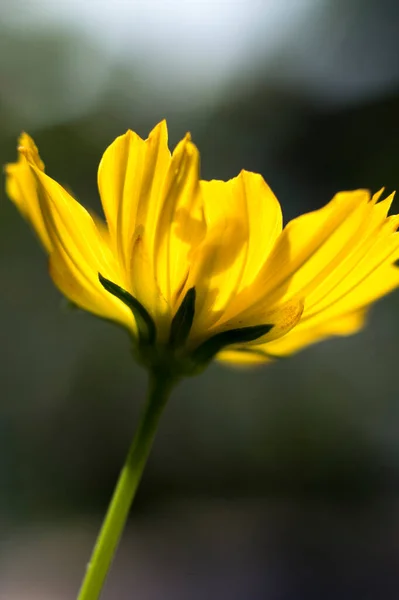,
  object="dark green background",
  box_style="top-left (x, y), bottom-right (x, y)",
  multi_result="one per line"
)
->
top-left (2, 0), bottom-right (399, 598)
